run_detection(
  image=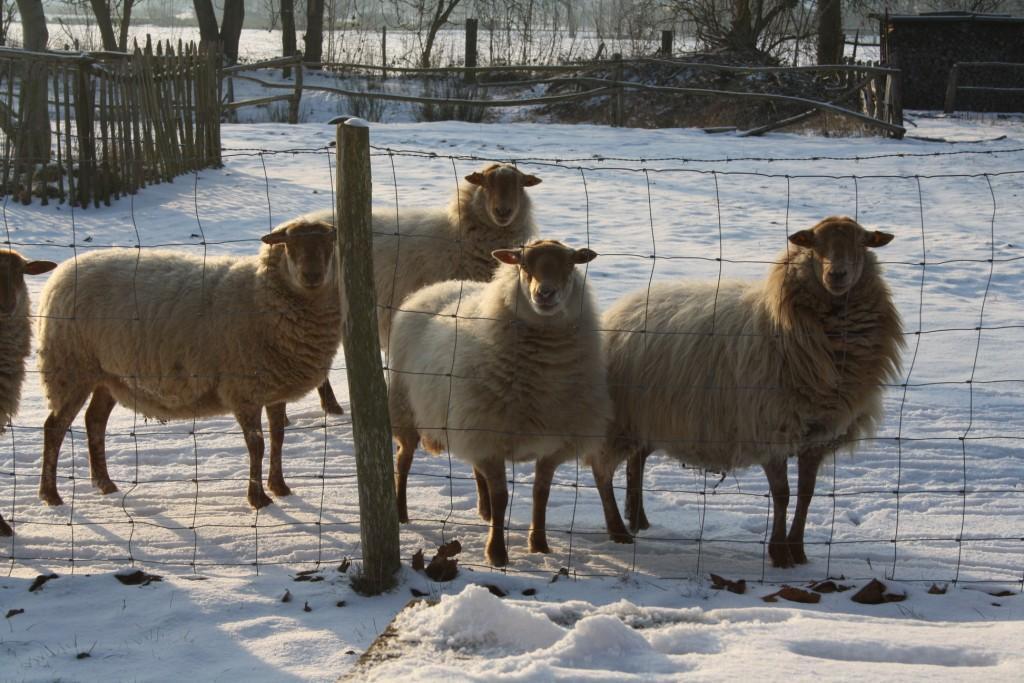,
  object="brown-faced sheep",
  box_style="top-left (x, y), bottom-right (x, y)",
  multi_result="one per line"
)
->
top-left (592, 216), bottom-right (904, 567)
top-left (35, 219), bottom-right (341, 511)
top-left (0, 250), bottom-right (57, 536)
top-left (387, 240), bottom-right (610, 566)
top-left (301, 162), bottom-right (541, 416)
